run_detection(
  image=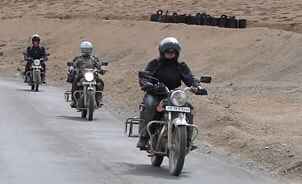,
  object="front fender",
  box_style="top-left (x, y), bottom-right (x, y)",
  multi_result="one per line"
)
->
top-left (172, 113), bottom-right (189, 126)
top-left (87, 85), bottom-right (96, 93)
